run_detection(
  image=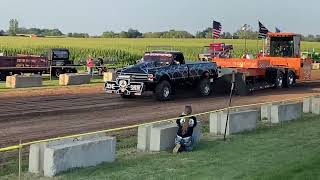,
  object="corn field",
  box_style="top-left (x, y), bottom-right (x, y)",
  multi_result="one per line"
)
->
top-left (1, 37), bottom-right (320, 65)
